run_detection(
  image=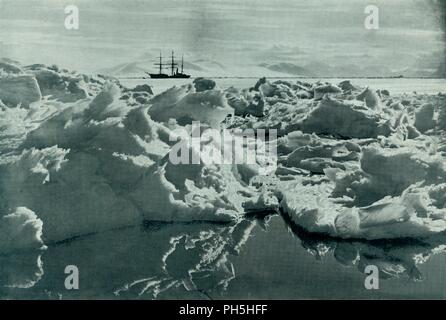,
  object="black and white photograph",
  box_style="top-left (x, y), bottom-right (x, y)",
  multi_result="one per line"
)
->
top-left (0, 0), bottom-right (445, 304)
